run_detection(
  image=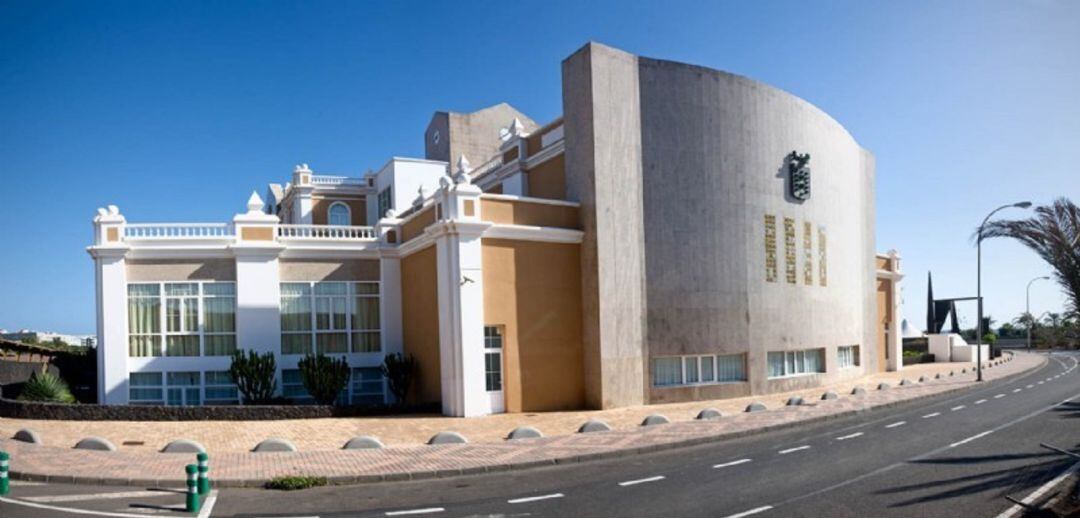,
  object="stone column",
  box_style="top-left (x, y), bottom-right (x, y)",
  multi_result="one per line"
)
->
top-left (90, 206), bottom-right (129, 404)
top-left (291, 164), bottom-right (314, 224)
